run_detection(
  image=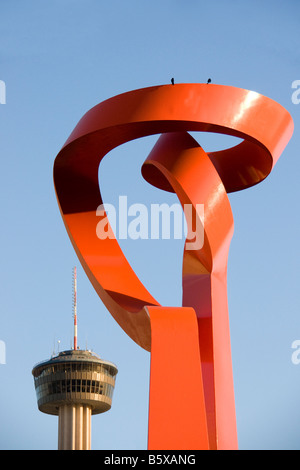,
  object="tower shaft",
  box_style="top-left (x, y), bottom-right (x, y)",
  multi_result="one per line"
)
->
top-left (58, 404), bottom-right (92, 450)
